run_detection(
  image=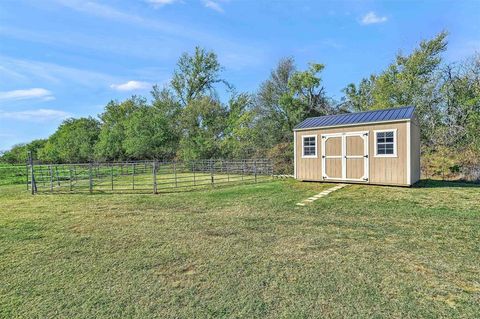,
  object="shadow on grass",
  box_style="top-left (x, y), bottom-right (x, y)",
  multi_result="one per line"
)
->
top-left (415, 179), bottom-right (480, 188)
